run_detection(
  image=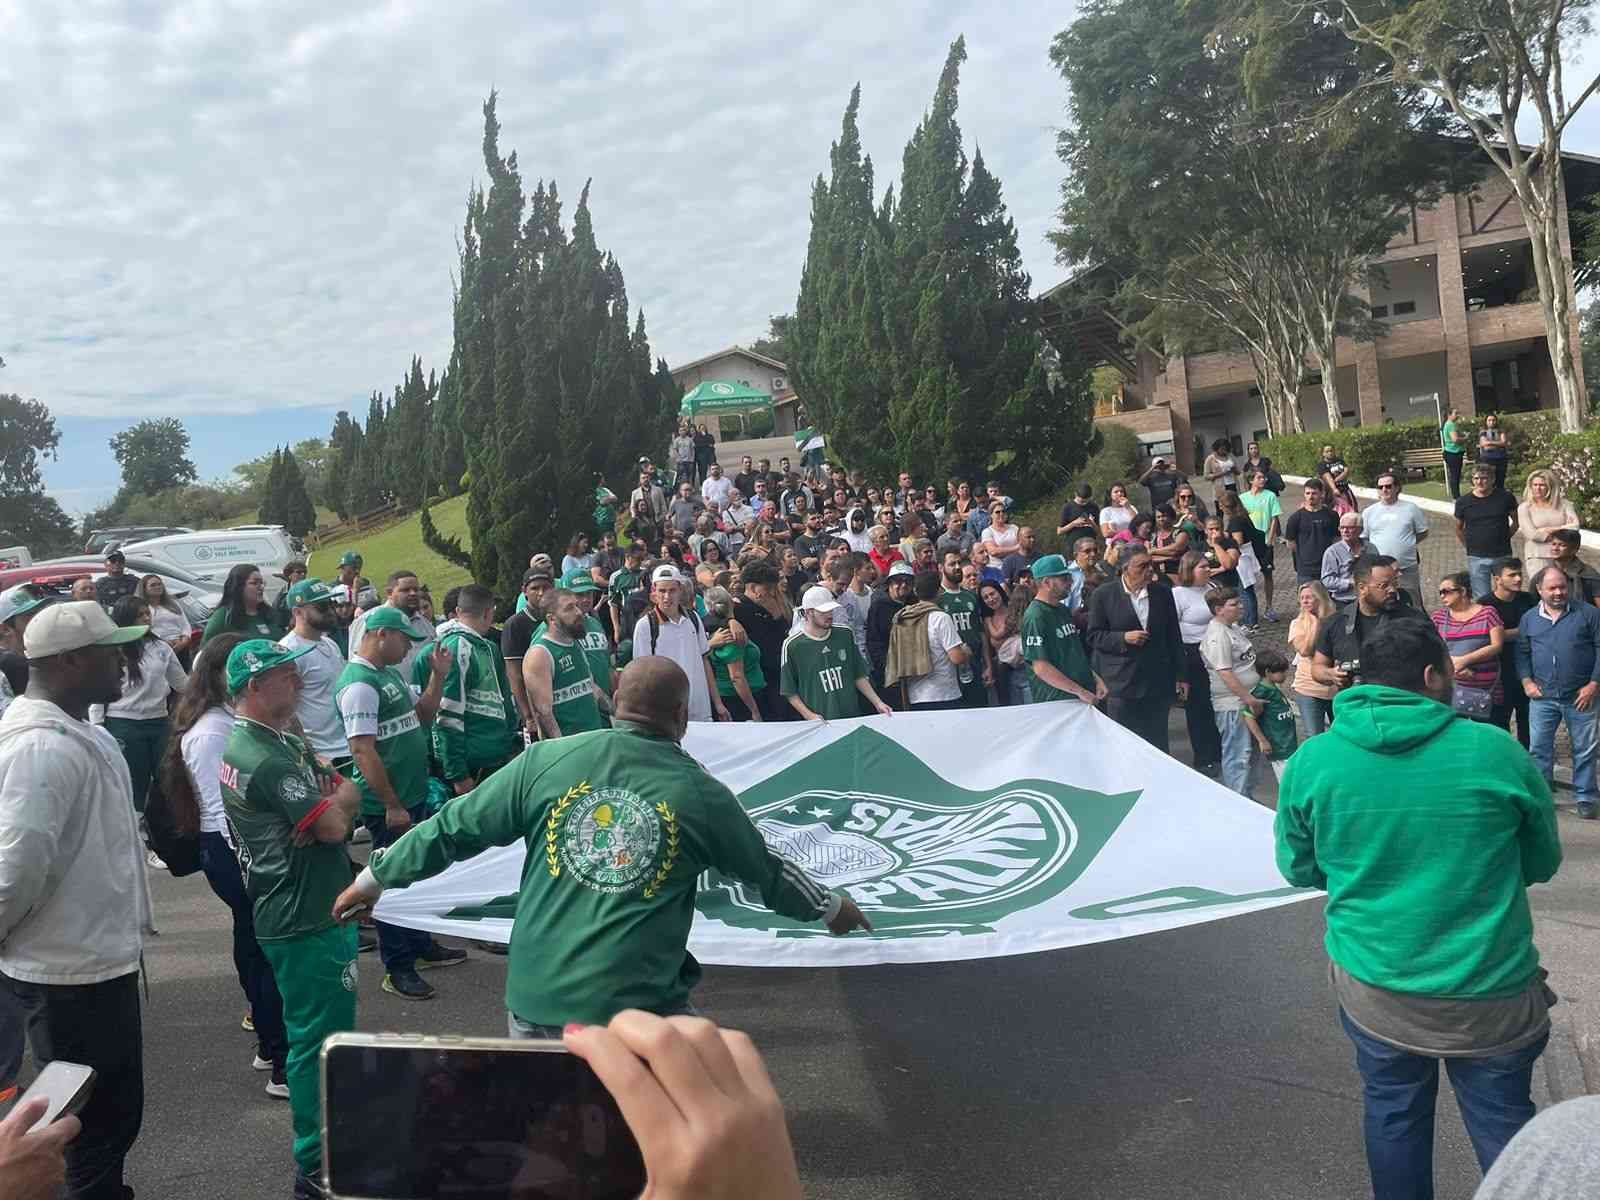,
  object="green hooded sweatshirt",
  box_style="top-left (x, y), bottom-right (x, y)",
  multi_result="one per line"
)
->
top-left (1275, 684), bottom-right (1561, 999)
top-left (431, 623), bottom-right (521, 782)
